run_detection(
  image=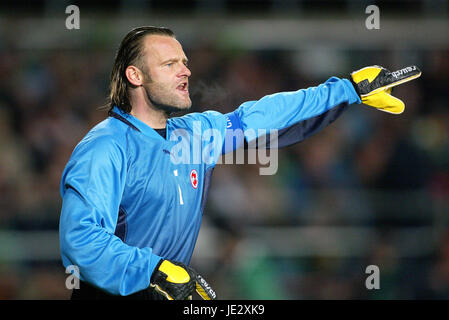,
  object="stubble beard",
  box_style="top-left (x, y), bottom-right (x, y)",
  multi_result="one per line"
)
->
top-left (142, 81), bottom-right (192, 116)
